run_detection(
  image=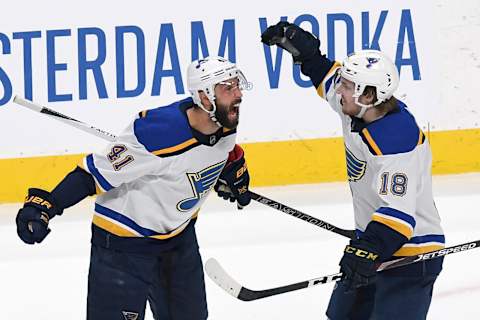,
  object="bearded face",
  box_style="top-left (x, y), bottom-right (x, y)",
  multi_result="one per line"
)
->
top-left (214, 97), bottom-right (242, 129)
top-left (213, 78), bottom-right (243, 129)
